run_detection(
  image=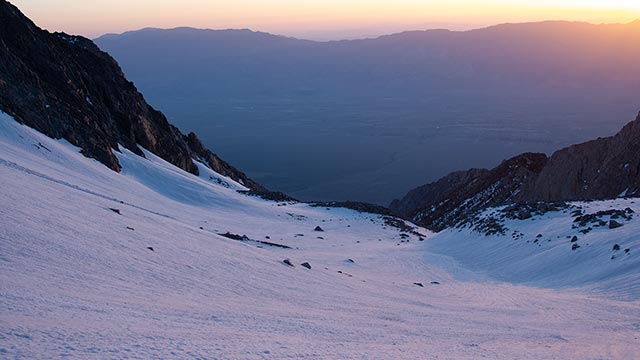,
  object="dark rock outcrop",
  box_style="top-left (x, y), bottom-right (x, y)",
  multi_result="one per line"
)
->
top-left (520, 112), bottom-right (640, 201)
top-left (310, 201), bottom-right (392, 216)
top-left (390, 153), bottom-right (548, 231)
top-left (0, 0), bottom-right (268, 194)
top-left (609, 220), bottom-right (623, 229)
